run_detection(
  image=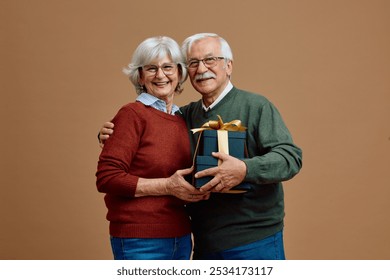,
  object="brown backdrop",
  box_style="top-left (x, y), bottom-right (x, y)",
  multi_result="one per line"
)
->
top-left (1, 0), bottom-right (389, 259)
